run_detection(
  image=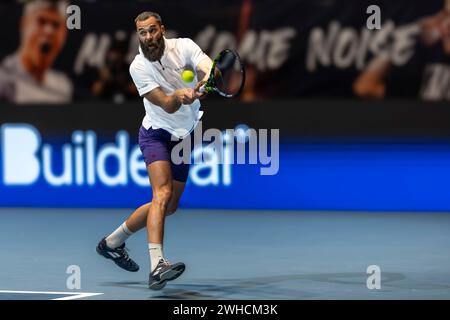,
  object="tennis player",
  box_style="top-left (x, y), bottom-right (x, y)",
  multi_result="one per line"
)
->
top-left (96, 11), bottom-right (213, 290)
